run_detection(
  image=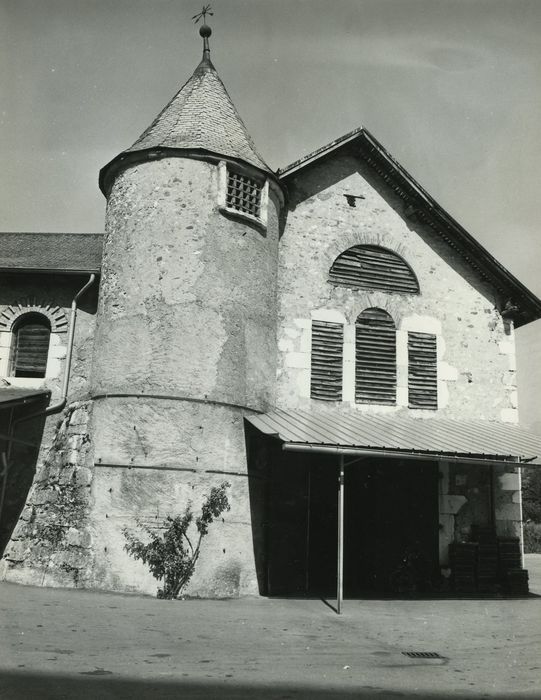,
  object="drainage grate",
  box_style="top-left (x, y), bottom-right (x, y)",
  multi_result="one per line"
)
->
top-left (402, 652), bottom-right (443, 659)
